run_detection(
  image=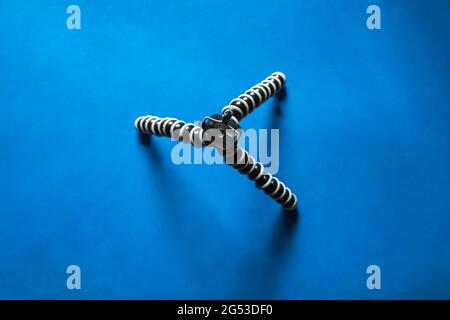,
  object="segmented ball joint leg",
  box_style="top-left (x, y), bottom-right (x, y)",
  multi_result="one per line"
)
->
top-left (135, 72), bottom-right (298, 211)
